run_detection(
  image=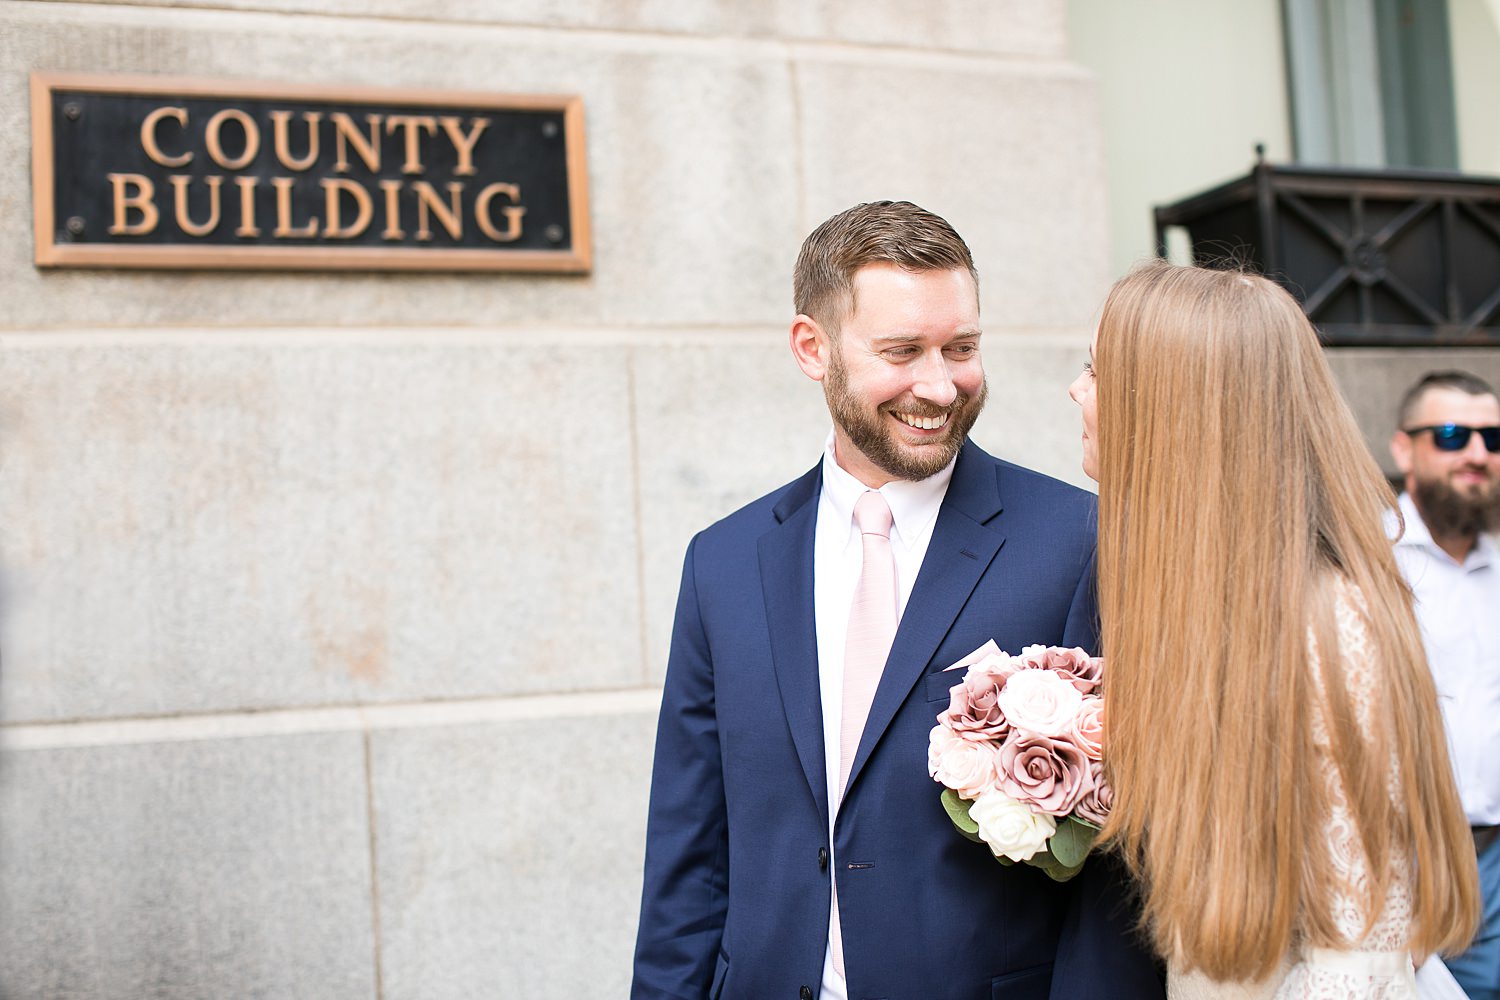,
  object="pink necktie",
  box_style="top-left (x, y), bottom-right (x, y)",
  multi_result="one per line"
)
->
top-left (832, 490), bottom-right (898, 979)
